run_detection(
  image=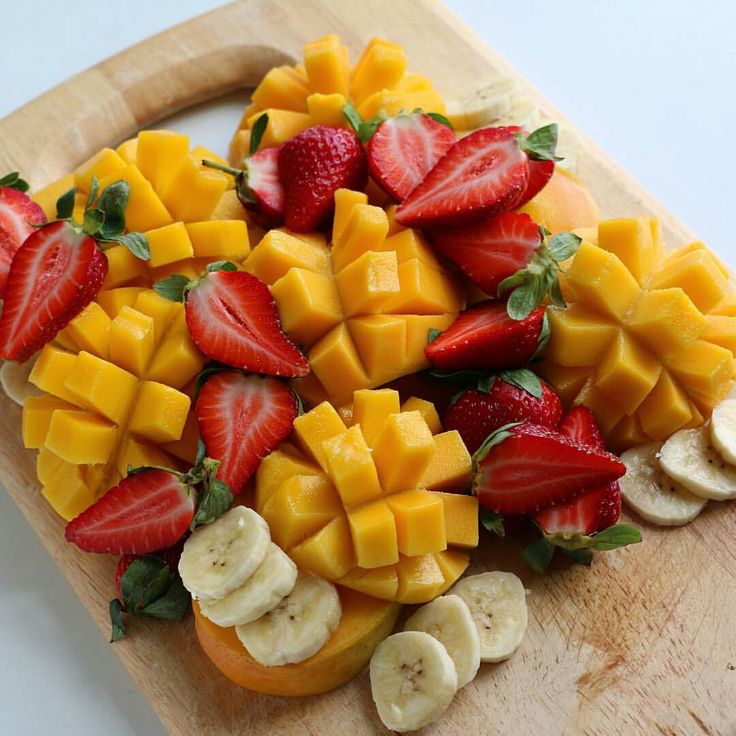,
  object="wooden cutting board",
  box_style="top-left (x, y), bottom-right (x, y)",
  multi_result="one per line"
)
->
top-left (0, 1), bottom-right (734, 734)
